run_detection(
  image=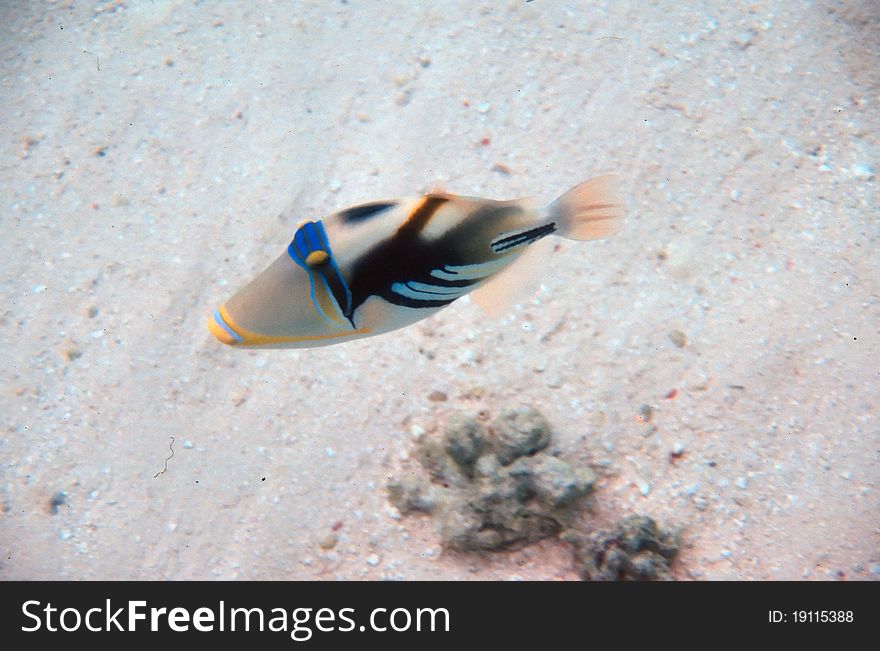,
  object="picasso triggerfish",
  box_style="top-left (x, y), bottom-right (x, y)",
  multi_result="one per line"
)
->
top-left (209, 176), bottom-right (622, 348)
